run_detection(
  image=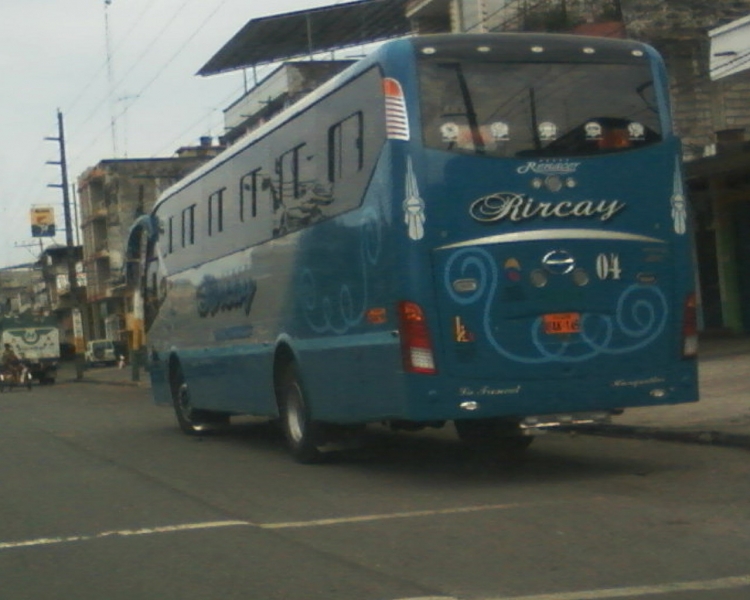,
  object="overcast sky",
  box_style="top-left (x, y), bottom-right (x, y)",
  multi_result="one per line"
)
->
top-left (0, 0), bottom-right (359, 268)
